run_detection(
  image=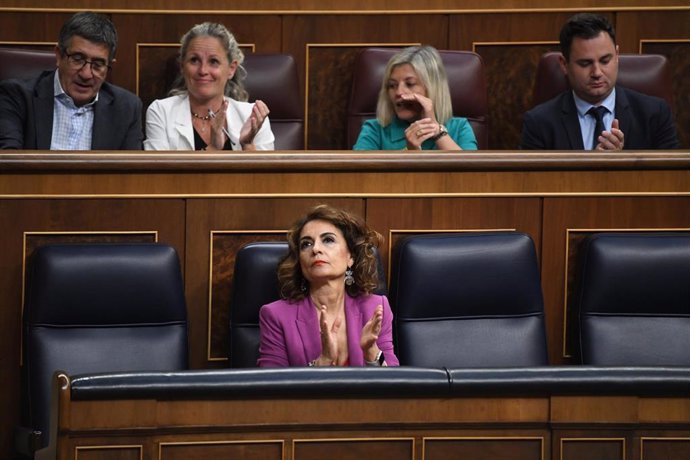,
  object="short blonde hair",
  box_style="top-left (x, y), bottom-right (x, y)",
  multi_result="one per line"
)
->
top-left (376, 45), bottom-right (453, 127)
